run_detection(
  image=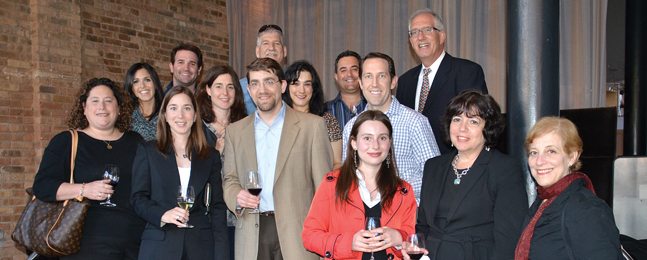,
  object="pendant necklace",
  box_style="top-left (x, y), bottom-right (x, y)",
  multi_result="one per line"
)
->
top-left (102, 140), bottom-right (112, 150)
top-left (452, 153), bottom-right (471, 185)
